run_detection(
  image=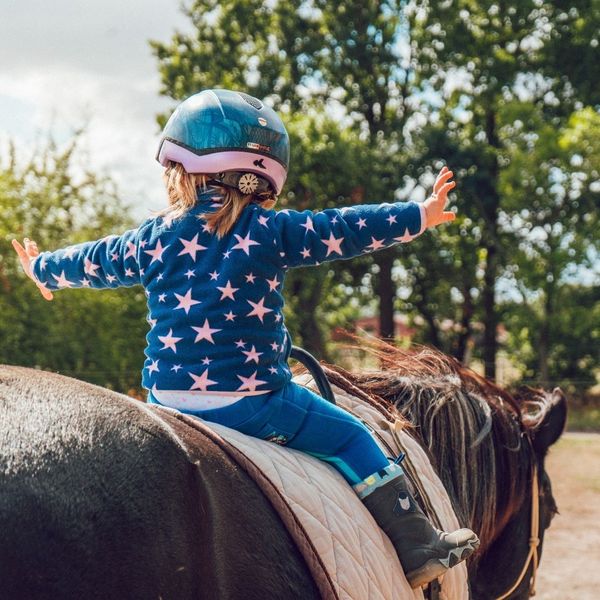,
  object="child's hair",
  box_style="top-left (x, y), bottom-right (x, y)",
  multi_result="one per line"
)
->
top-left (158, 161), bottom-right (277, 238)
